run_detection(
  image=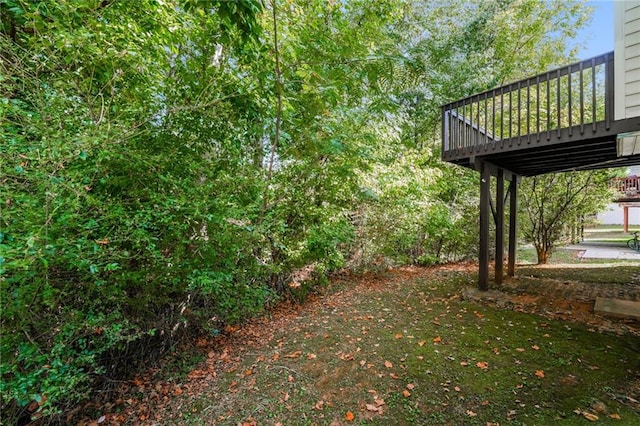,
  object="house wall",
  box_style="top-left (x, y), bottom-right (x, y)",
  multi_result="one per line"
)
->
top-left (597, 203), bottom-right (640, 225)
top-left (615, 0), bottom-right (640, 120)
